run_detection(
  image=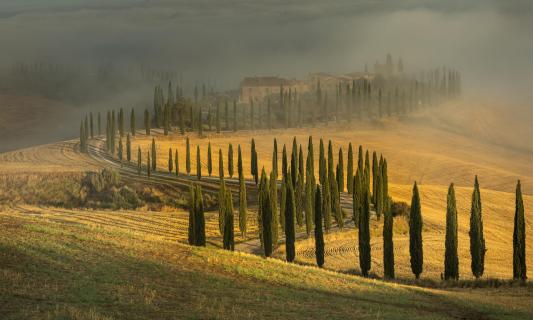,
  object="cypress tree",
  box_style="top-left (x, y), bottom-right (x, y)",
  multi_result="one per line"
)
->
top-left (280, 176), bottom-right (287, 231)
top-left (513, 180), bottom-right (527, 281)
top-left (270, 171), bottom-right (279, 245)
top-left (282, 144), bottom-right (288, 180)
top-left (260, 170), bottom-right (273, 257)
top-left (444, 183), bottom-right (459, 280)
top-left (358, 145), bottom-right (364, 174)
top-left (218, 179), bottom-right (227, 235)
top-left (175, 149), bottom-right (179, 176)
top-left (194, 185), bottom-right (206, 246)
top-left (197, 105), bottom-right (203, 137)
top-left (223, 190), bottom-right (235, 251)
top-left (147, 151), bottom-right (151, 178)
top-left (285, 176), bottom-right (296, 262)
top-left (409, 182), bottom-right (423, 279)
top-left (237, 145), bottom-right (243, 180)
top-left (272, 139), bottom-right (278, 177)
top-left (305, 171), bottom-right (314, 235)
top-left (228, 144), bottom-right (234, 178)
top-left (251, 139), bottom-right (257, 182)
top-left (330, 166), bottom-right (343, 229)
top-left (372, 151), bottom-right (379, 205)
top-left (364, 150), bottom-right (371, 195)
top-left (117, 138), bottom-right (123, 164)
top-left (470, 176), bottom-right (485, 279)
top-left (168, 148), bottom-right (173, 173)
top-left (383, 173), bottom-right (394, 279)
top-left (186, 137), bottom-right (191, 175)
top-left (188, 184), bottom-right (196, 245)
top-left (144, 109), bottom-right (150, 135)
top-left (327, 140), bottom-right (334, 183)
top-left (307, 136), bottom-right (315, 180)
top-left (322, 178), bottom-right (332, 231)
top-left (252, 144), bottom-right (259, 185)
top-left (353, 168), bottom-right (363, 225)
top-left (137, 147), bottom-right (141, 175)
top-left (219, 149), bottom-right (224, 180)
top-left (196, 145), bottom-right (201, 180)
top-left (314, 185), bottom-right (325, 265)
top-left (338, 147), bottom-right (344, 192)
top-left (130, 108), bottom-right (136, 136)
top-left (151, 138), bottom-right (157, 171)
top-left (359, 188), bottom-right (371, 277)
top-left (90, 112), bottom-right (94, 138)
top-left (207, 142), bottom-right (212, 176)
top-left (319, 139), bottom-right (326, 185)
top-left (239, 166), bottom-right (247, 237)
top-left (126, 134), bottom-right (131, 162)
top-left (119, 108), bottom-right (124, 137)
top-left (291, 137), bottom-right (298, 189)
top-left (347, 143), bottom-right (354, 194)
